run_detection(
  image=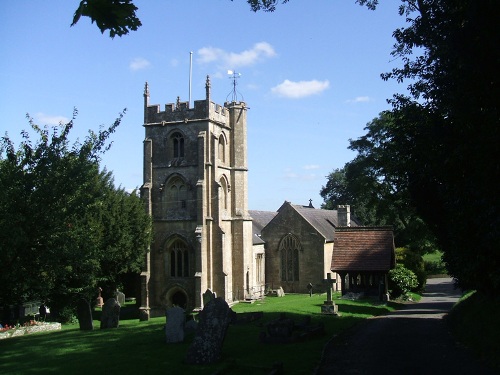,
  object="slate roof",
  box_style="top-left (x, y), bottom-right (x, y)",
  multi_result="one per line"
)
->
top-left (289, 203), bottom-right (360, 242)
top-left (331, 227), bottom-right (396, 272)
top-left (249, 210), bottom-right (278, 245)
